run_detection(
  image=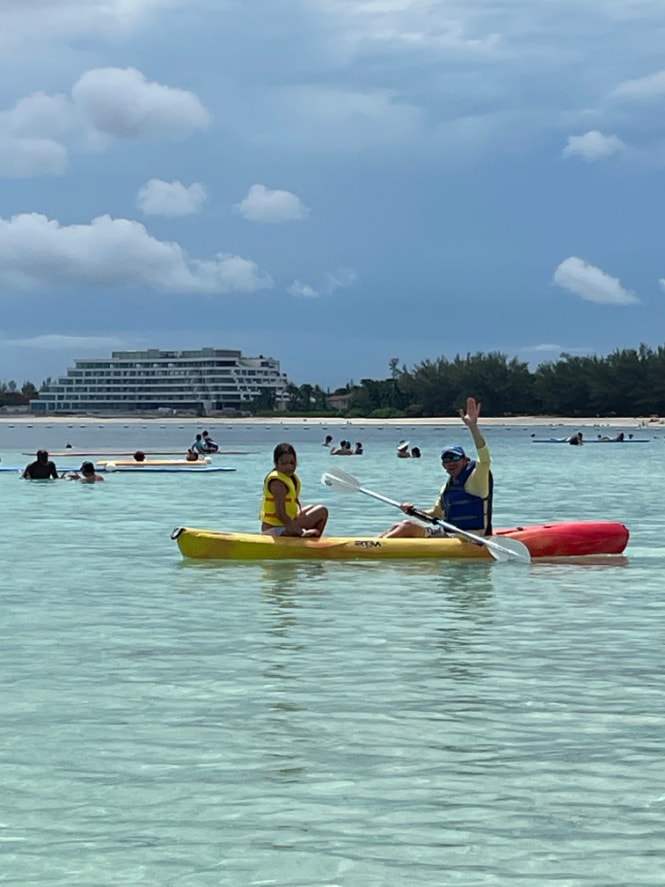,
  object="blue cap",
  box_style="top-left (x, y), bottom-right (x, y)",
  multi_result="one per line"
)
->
top-left (441, 444), bottom-right (466, 458)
